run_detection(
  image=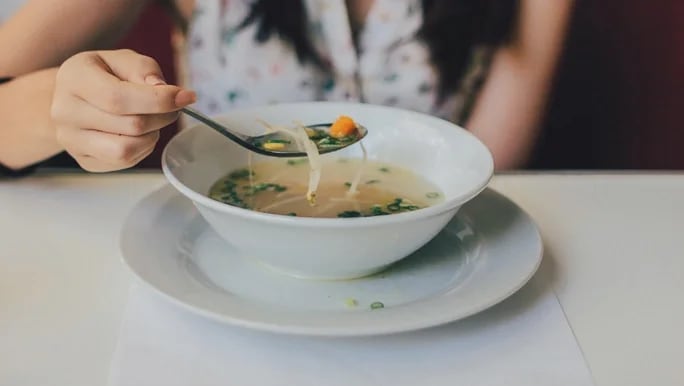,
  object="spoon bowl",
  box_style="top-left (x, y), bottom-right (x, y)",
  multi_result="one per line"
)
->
top-left (181, 107), bottom-right (367, 157)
